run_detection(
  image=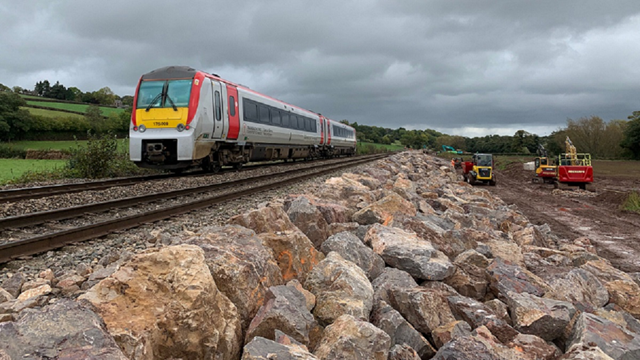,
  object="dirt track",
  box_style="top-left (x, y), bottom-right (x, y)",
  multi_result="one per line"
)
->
top-left (485, 162), bottom-right (640, 273)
